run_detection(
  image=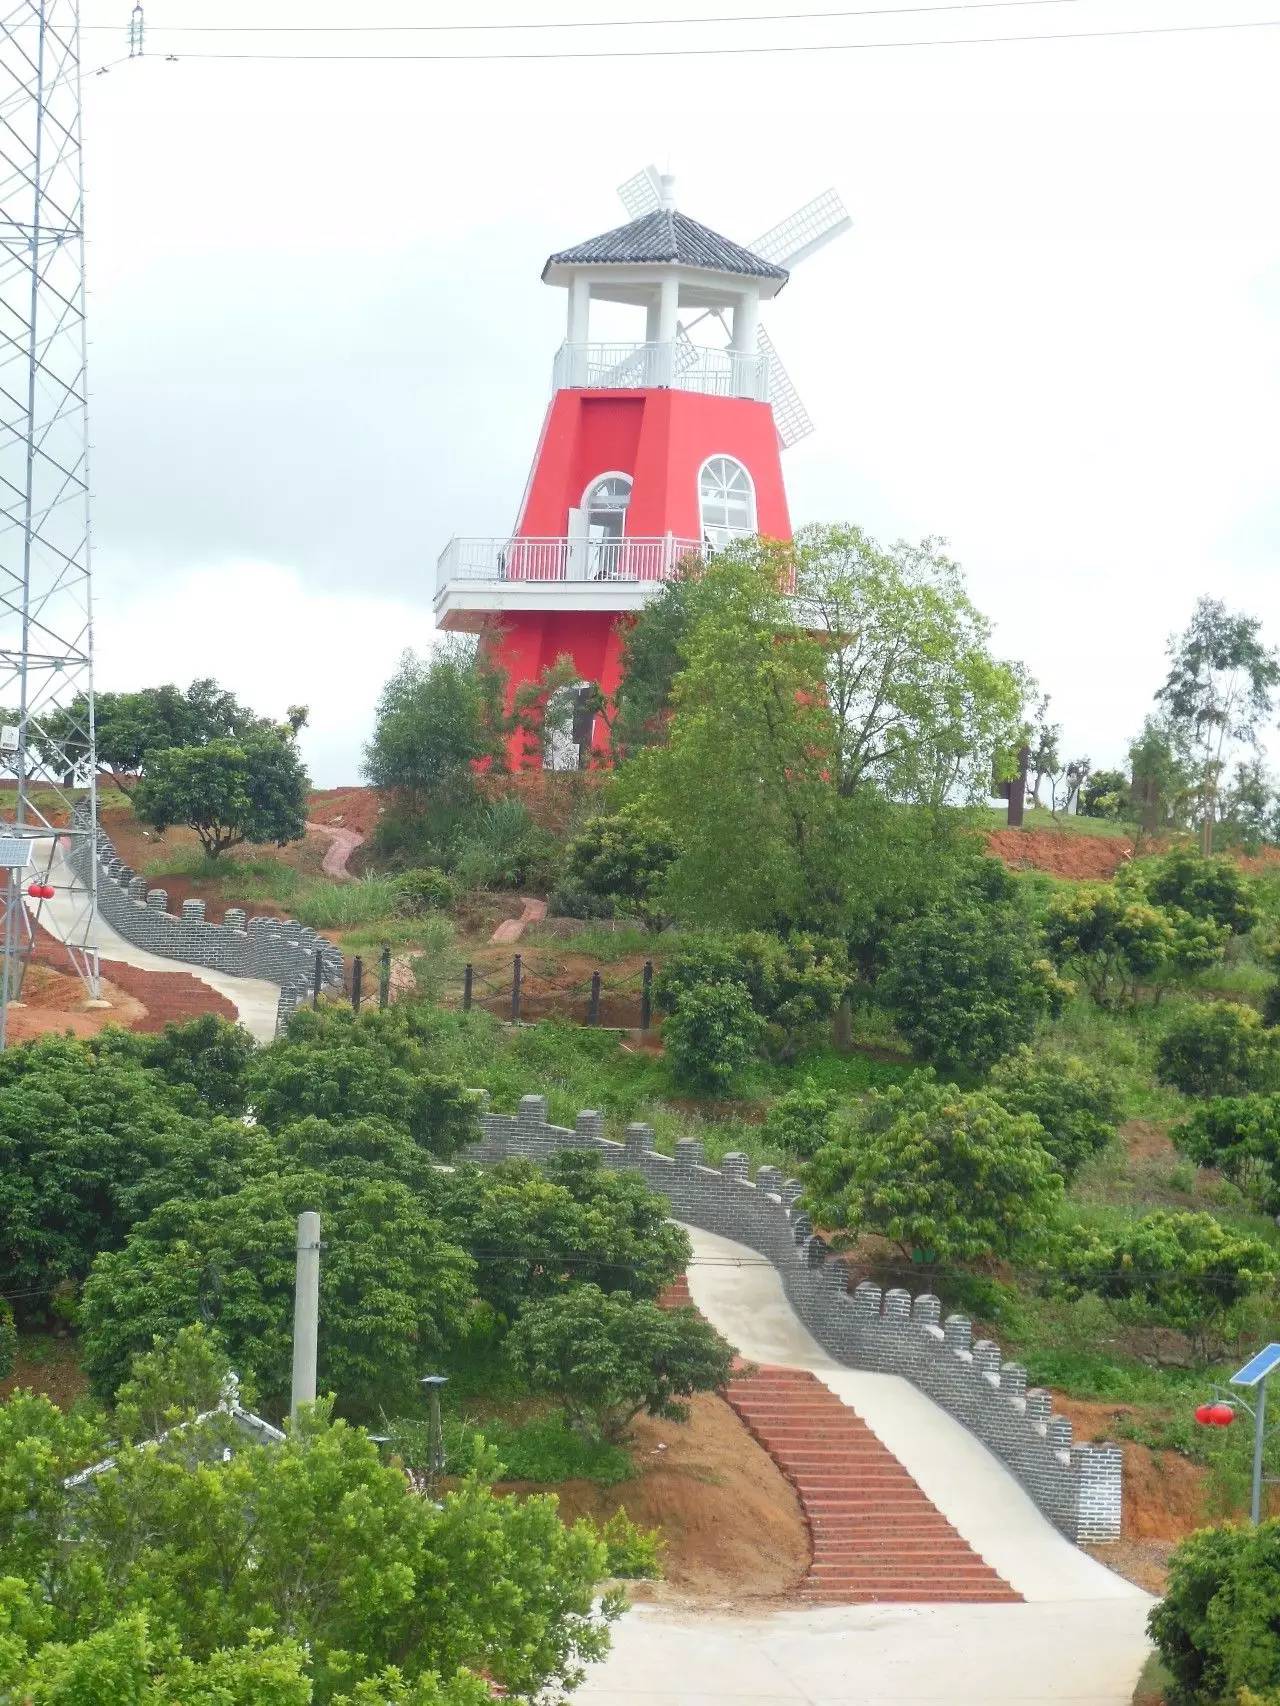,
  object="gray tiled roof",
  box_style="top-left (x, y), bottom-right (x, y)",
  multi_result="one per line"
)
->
top-left (544, 208), bottom-right (788, 282)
